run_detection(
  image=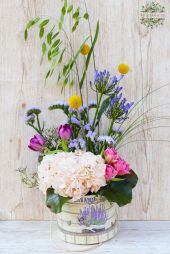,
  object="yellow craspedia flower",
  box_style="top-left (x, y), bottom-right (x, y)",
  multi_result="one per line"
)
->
top-left (118, 63), bottom-right (130, 75)
top-left (69, 95), bottom-right (82, 109)
top-left (81, 44), bottom-right (90, 55)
